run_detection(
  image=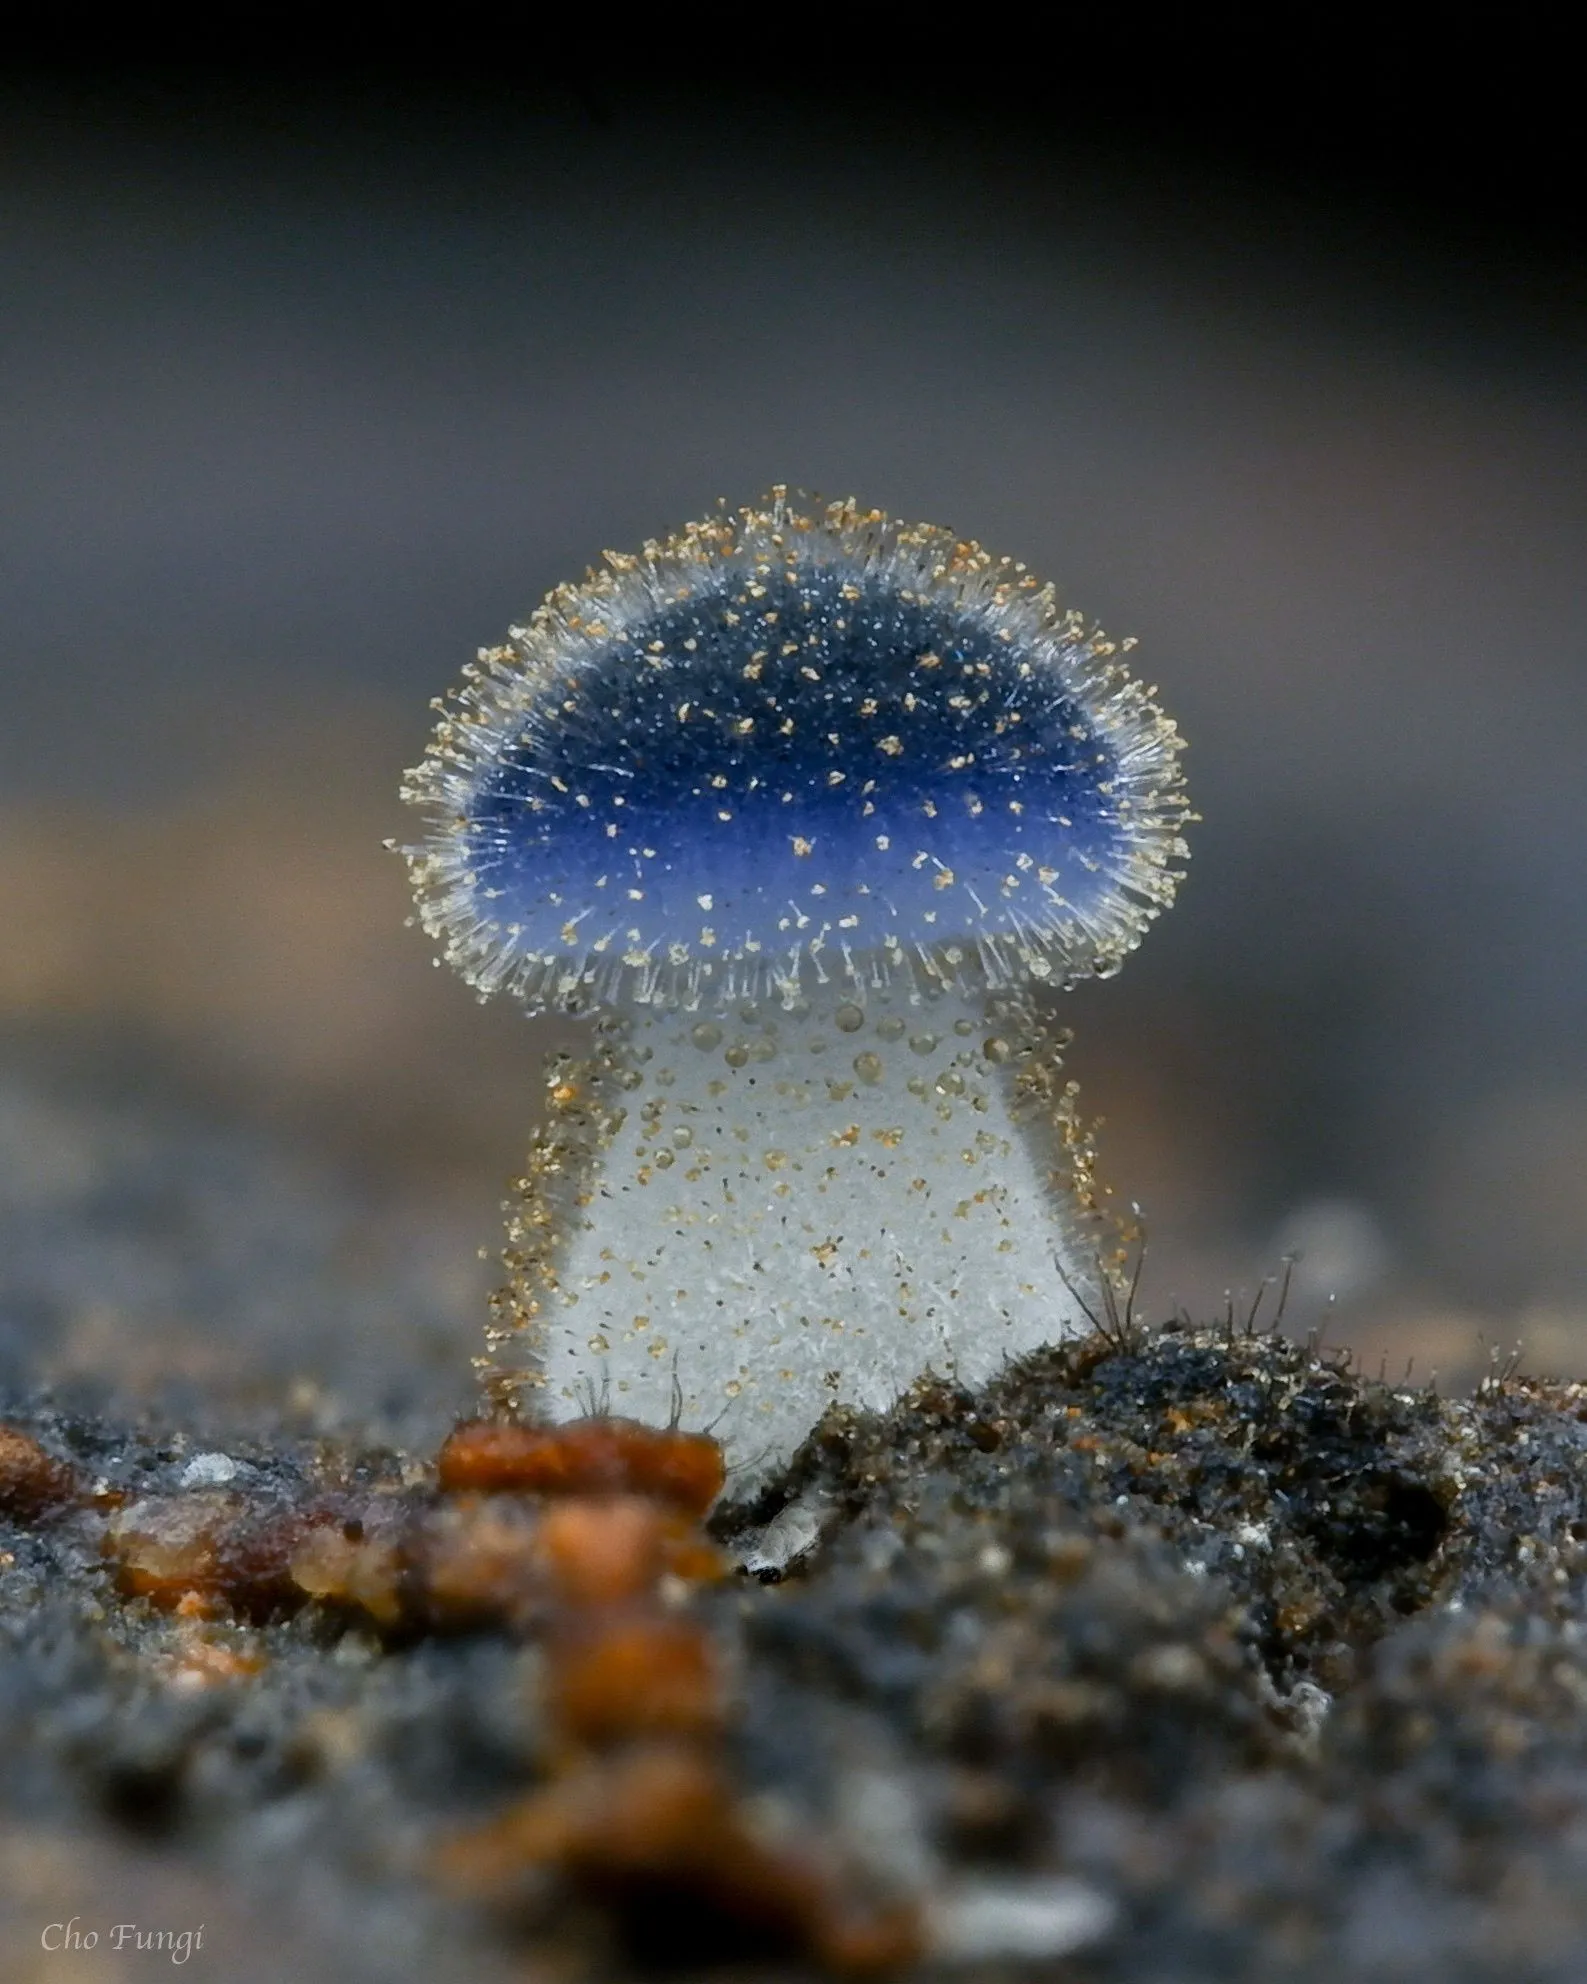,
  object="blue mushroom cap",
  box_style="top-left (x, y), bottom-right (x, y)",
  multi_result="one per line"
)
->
top-left (403, 495), bottom-right (1189, 1009)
